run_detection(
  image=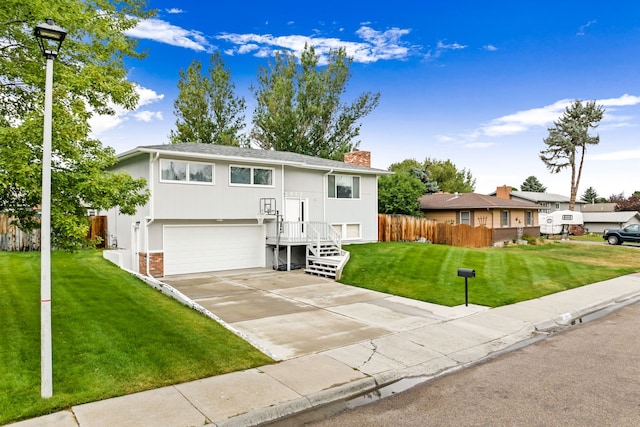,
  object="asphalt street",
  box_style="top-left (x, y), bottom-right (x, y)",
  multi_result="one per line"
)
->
top-left (307, 300), bottom-right (640, 427)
